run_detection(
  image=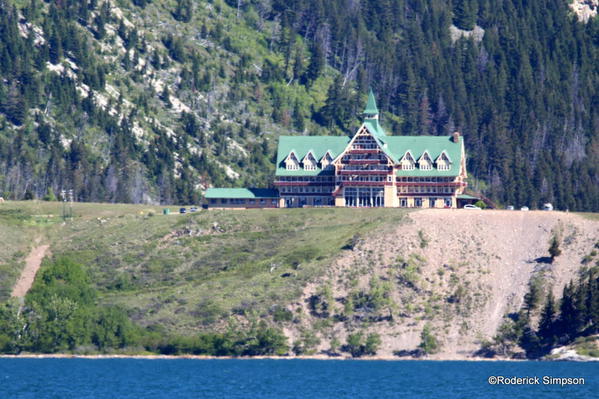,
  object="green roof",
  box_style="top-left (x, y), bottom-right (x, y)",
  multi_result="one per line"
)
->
top-left (275, 136), bottom-right (350, 176)
top-left (275, 134), bottom-right (463, 177)
top-left (457, 194), bottom-right (479, 200)
top-left (205, 188), bottom-right (279, 199)
top-left (363, 89), bottom-right (379, 115)
top-left (363, 119), bottom-right (386, 139)
top-left (385, 136), bottom-right (462, 177)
